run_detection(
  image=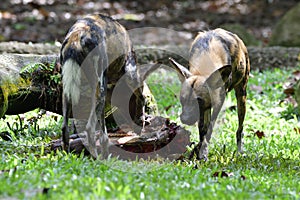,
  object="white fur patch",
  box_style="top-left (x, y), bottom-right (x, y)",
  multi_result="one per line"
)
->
top-left (62, 59), bottom-right (81, 105)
